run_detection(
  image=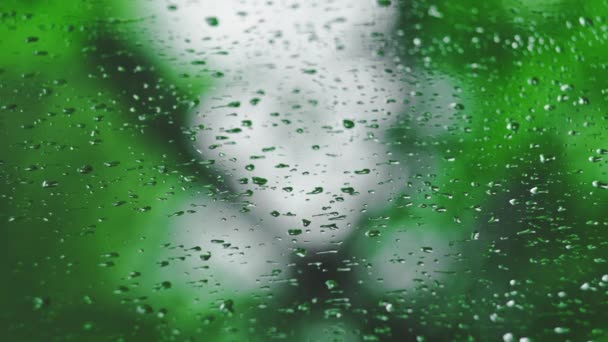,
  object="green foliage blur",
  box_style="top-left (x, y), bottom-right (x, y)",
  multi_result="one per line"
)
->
top-left (1, 0), bottom-right (607, 341)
